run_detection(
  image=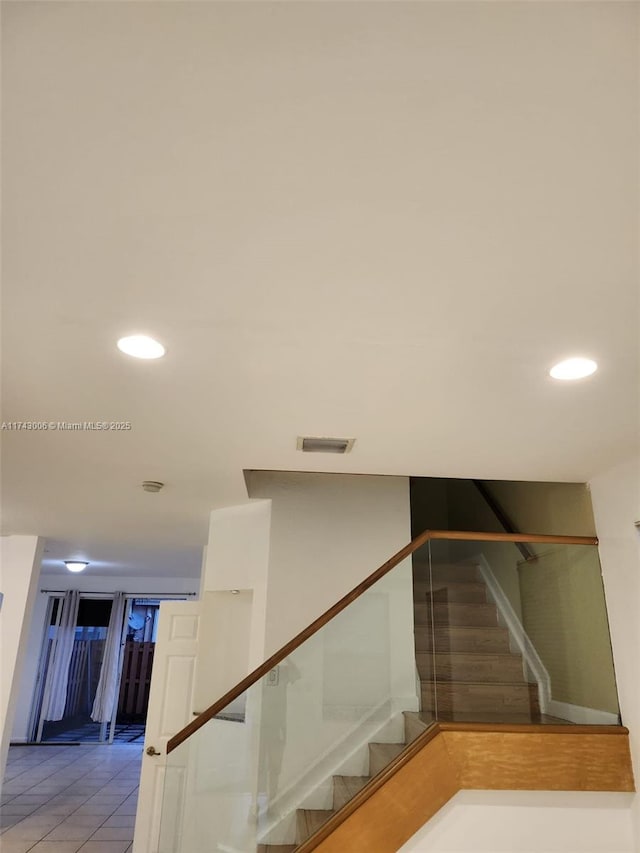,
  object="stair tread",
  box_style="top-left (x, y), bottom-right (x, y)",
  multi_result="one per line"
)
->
top-left (413, 563), bottom-right (480, 580)
top-left (368, 741), bottom-right (406, 777)
top-left (332, 775), bottom-right (371, 810)
top-left (418, 652), bottom-right (522, 661)
top-left (419, 578), bottom-right (486, 584)
top-left (369, 741), bottom-right (406, 756)
top-left (415, 629), bottom-right (510, 653)
top-left (333, 774), bottom-right (370, 788)
top-left (416, 650), bottom-right (525, 682)
top-left (403, 710), bottom-right (434, 744)
top-left (414, 625), bottom-right (508, 634)
top-left (403, 711), bottom-right (434, 730)
top-left (414, 601), bottom-right (498, 627)
top-left (413, 601), bottom-right (495, 610)
top-left (422, 679), bottom-right (532, 687)
top-left (299, 808), bottom-right (335, 818)
top-left (257, 847), bottom-right (297, 853)
top-left (422, 680), bottom-right (538, 711)
top-left (434, 711), bottom-right (554, 723)
top-left (416, 591), bottom-right (487, 601)
top-left (403, 710), bottom-right (434, 723)
top-left (417, 624), bottom-right (506, 629)
top-left (296, 809), bottom-right (335, 844)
